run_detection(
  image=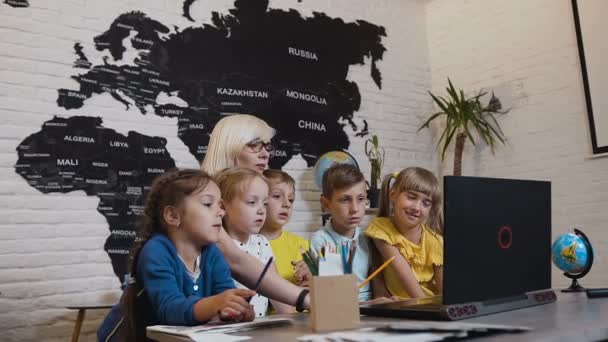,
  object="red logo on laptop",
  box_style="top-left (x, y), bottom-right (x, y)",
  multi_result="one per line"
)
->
top-left (498, 225), bottom-right (513, 249)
